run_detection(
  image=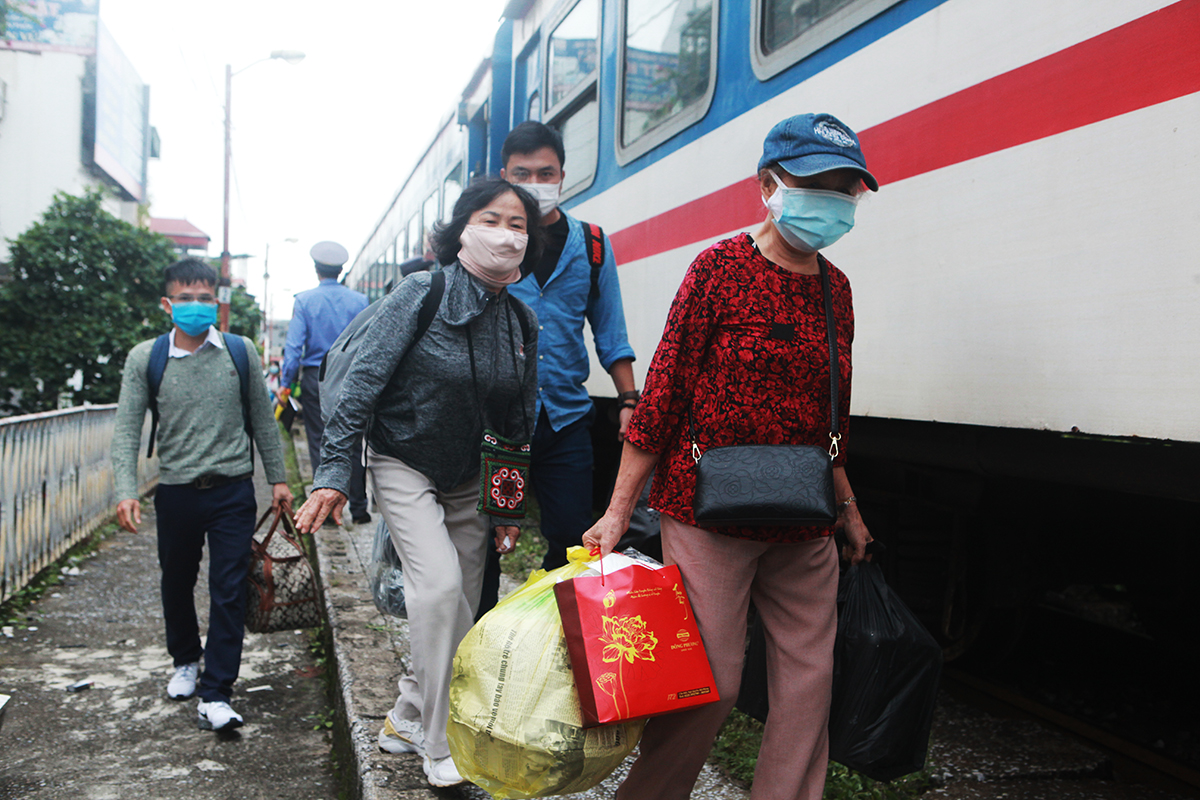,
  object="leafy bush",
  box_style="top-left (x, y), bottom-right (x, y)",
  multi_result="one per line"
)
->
top-left (0, 190), bottom-right (176, 415)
